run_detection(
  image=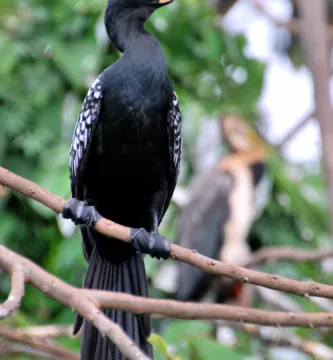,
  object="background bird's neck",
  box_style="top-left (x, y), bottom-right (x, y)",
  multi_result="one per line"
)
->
top-left (105, 7), bottom-right (154, 53)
